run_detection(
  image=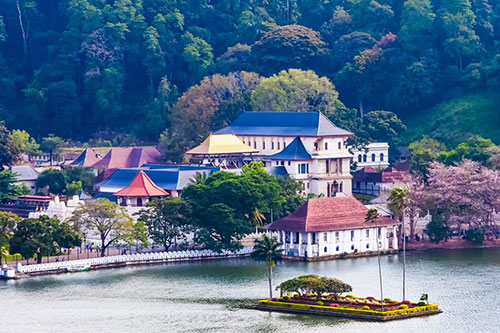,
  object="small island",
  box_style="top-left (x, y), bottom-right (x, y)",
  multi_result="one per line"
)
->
top-left (256, 275), bottom-right (442, 321)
